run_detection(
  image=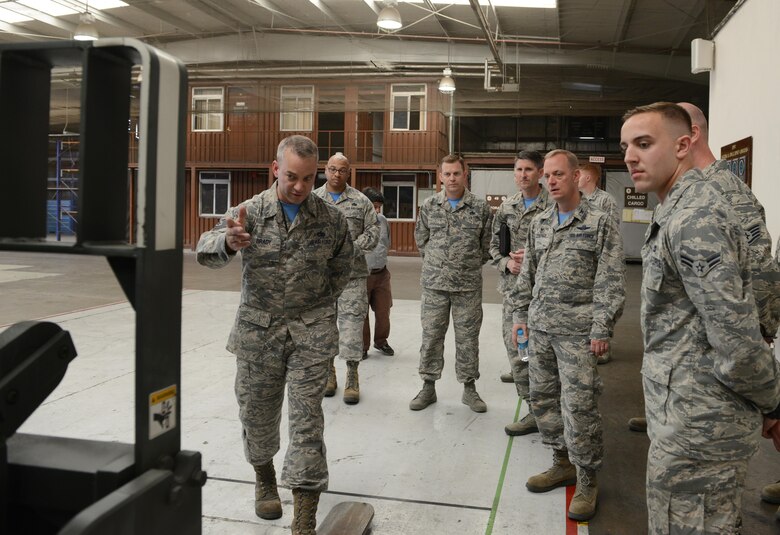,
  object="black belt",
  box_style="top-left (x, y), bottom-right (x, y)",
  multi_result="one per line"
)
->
top-left (370, 267), bottom-right (386, 274)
